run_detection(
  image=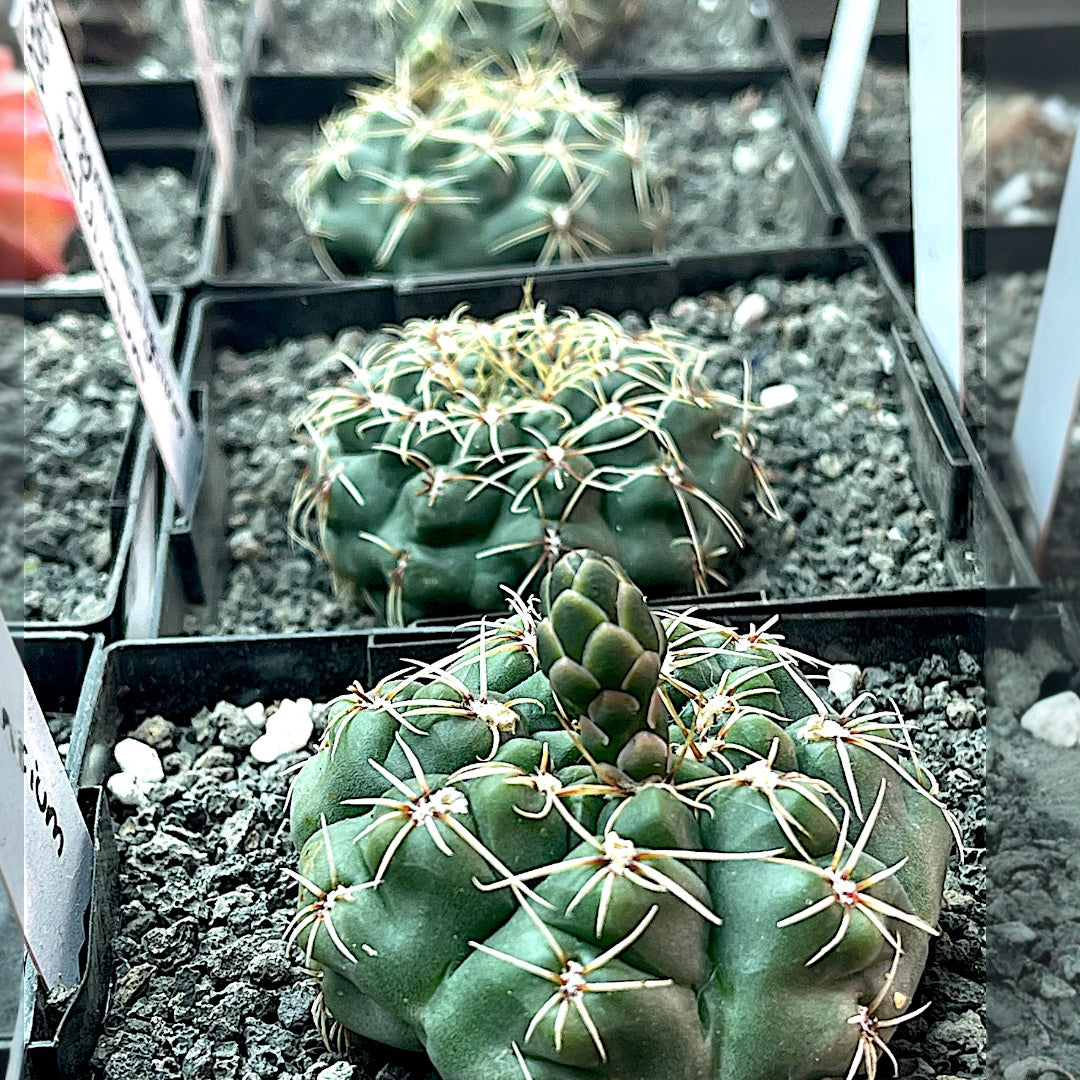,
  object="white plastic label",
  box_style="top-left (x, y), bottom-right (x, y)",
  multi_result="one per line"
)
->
top-left (0, 620), bottom-right (94, 990)
top-left (1011, 132), bottom-right (1080, 554)
top-left (816, 0), bottom-right (880, 160)
top-left (180, 0), bottom-right (237, 201)
top-left (19, 0), bottom-right (203, 515)
top-left (908, 0), bottom-right (965, 397)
